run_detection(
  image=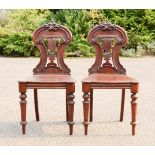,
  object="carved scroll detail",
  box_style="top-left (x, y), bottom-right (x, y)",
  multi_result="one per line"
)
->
top-left (88, 22), bottom-right (128, 74)
top-left (32, 21), bottom-right (72, 75)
